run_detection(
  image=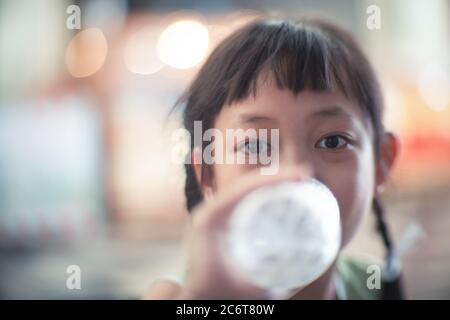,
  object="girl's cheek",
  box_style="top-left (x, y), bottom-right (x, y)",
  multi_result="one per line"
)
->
top-left (212, 163), bottom-right (255, 190)
top-left (317, 151), bottom-right (375, 247)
